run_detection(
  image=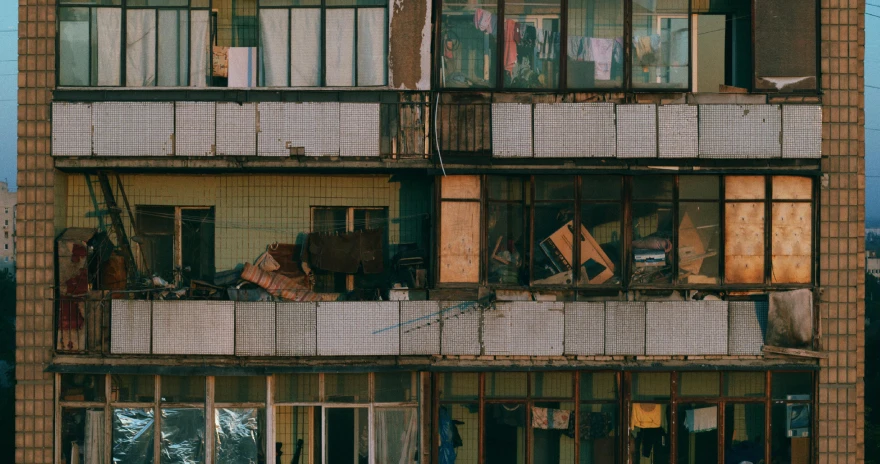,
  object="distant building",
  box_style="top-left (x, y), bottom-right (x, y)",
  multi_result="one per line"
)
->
top-left (868, 228), bottom-right (880, 238)
top-left (0, 182), bottom-right (14, 271)
top-left (868, 258), bottom-right (880, 277)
